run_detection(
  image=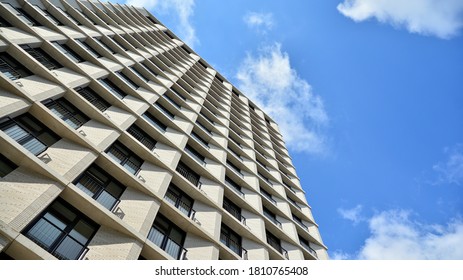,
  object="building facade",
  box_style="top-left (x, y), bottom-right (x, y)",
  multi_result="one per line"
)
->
top-left (0, 0), bottom-right (328, 260)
